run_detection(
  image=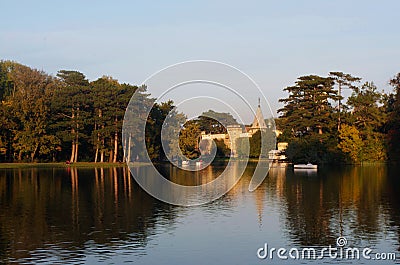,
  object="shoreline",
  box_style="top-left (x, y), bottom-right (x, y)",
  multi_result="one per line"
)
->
top-left (0, 162), bottom-right (151, 169)
top-left (0, 160), bottom-right (393, 169)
